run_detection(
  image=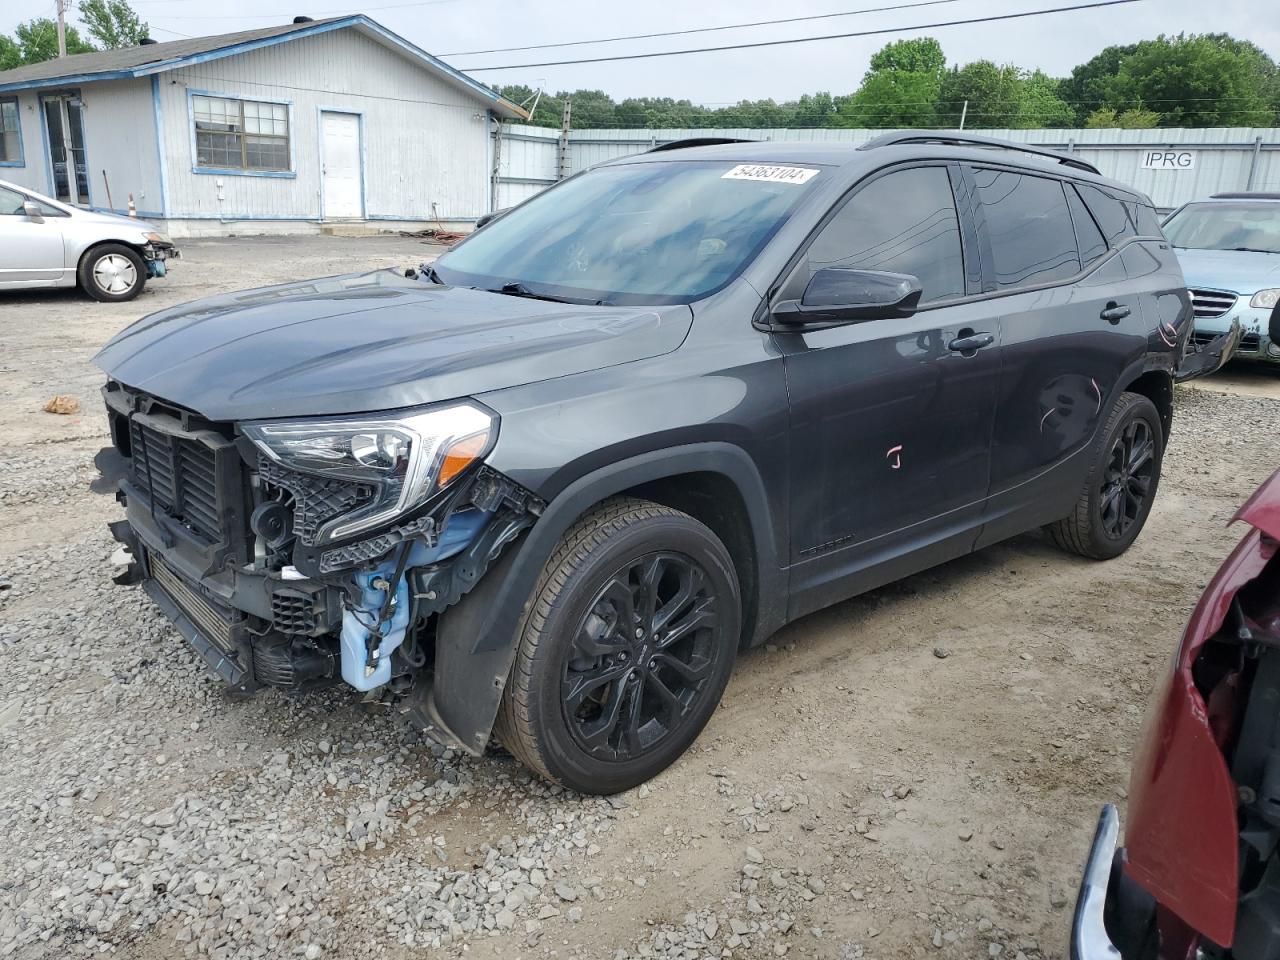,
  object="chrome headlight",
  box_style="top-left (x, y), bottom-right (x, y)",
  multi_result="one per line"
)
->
top-left (1250, 289), bottom-right (1280, 310)
top-left (242, 402), bottom-right (496, 542)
